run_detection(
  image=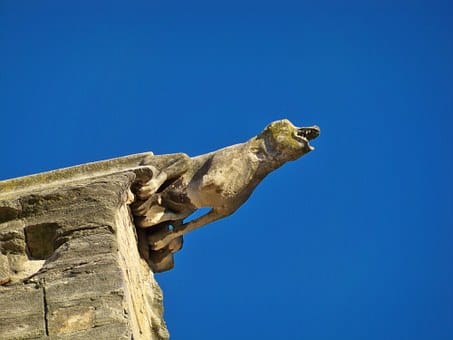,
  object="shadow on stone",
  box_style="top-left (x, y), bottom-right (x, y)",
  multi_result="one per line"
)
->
top-left (0, 206), bottom-right (20, 224)
top-left (24, 223), bottom-right (59, 260)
